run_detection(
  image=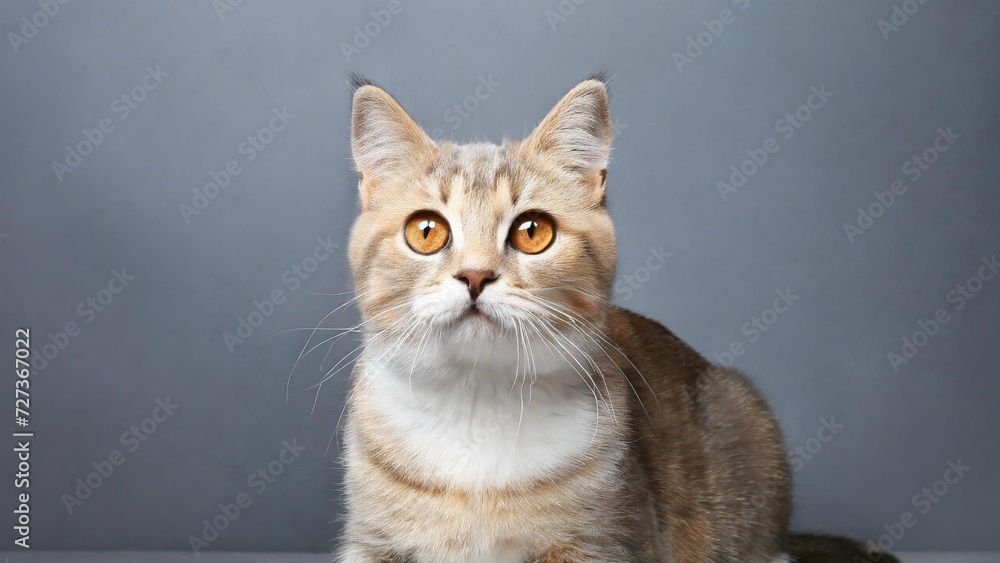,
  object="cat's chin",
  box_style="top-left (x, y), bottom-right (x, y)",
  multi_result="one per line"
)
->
top-left (459, 304), bottom-right (489, 321)
top-left (447, 307), bottom-right (499, 340)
